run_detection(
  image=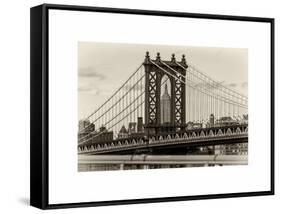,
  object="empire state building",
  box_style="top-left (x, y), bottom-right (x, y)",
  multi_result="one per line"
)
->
top-left (161, 84), bottom-right (171, 123)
